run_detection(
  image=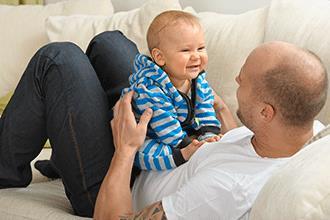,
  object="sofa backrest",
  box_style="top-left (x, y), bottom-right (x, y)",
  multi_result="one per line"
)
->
top-left (0, 0), bottom-right (114, 100)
